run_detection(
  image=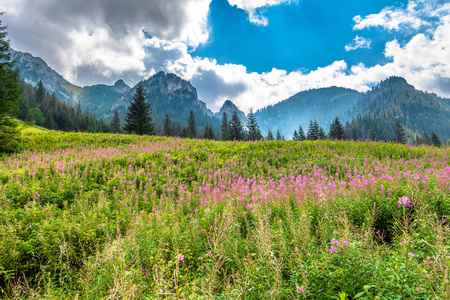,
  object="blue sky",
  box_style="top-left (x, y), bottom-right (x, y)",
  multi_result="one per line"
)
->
top-left (2, 0), bottom-right (450, 112)
top-left (195, 0), bottom-right (398, 73)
